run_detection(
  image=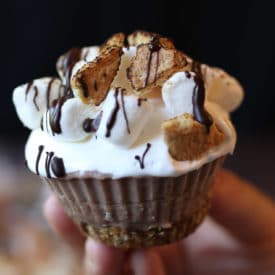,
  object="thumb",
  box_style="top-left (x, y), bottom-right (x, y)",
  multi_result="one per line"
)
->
top-left (210, 169), bottom-right (275, 245)
top-left (130, 250), bottom-right (166, 275)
